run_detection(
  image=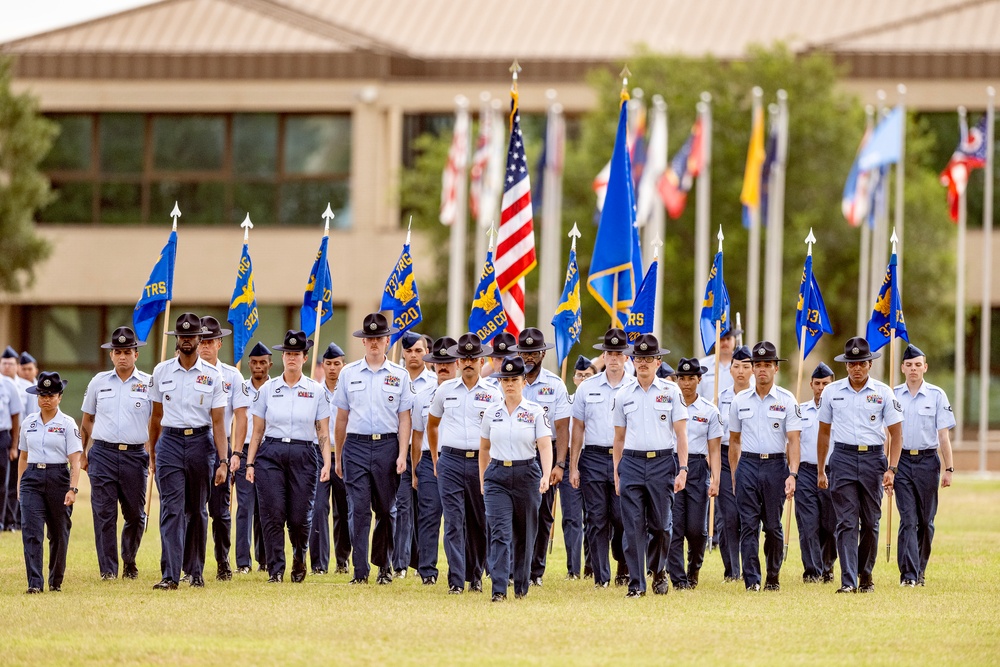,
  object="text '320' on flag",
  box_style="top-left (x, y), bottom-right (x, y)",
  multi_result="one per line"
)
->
top-left (625, 259), bottom-right (657, 343)
top-left (551, 248), bottom-right (581, 368)
top-left (380, 242), bottom-right (422, 346)
top-left (699, 251), bottom-right (730, 355)
top-left (588, 101), bottom-right (638, 327)
top-left (228, 243), bottom-right (258, 365)
top-left (866, 252), bottom-right (908, 352)
top-left (133, 230), bottom-right (177, 342)
top-left (469, 250), bottom-right (508, 344)
top-left (795, 255), bottom-right (833, 360)
top-left (301, 235), bottom-right (333, 337)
